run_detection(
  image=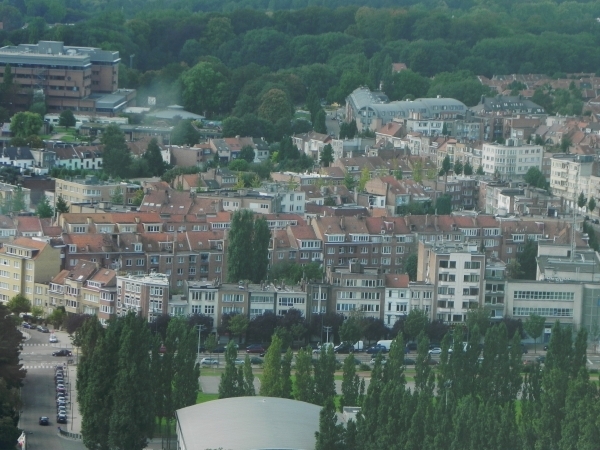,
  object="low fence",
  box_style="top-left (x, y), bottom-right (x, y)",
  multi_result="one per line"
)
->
top-left (58, 427), bottom-right (82, 440)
